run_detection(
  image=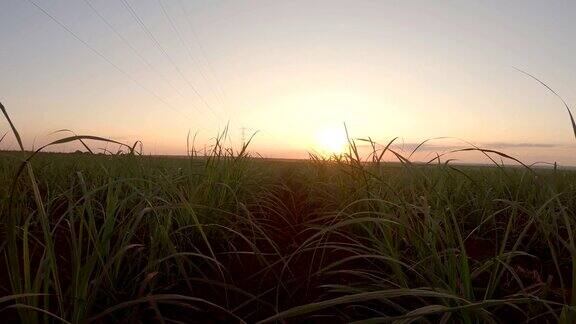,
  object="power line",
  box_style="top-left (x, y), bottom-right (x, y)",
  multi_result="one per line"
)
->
top-left (83, 0), bottom-right (188, 99)
top-left (25, 0), bottom-right (195, 122)
top-left (176, 0), bottom-right (230, 108)
top-left (157, 0), bottom-right (226, 114)
top-left (120, 0), bottom-right (221, 121)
